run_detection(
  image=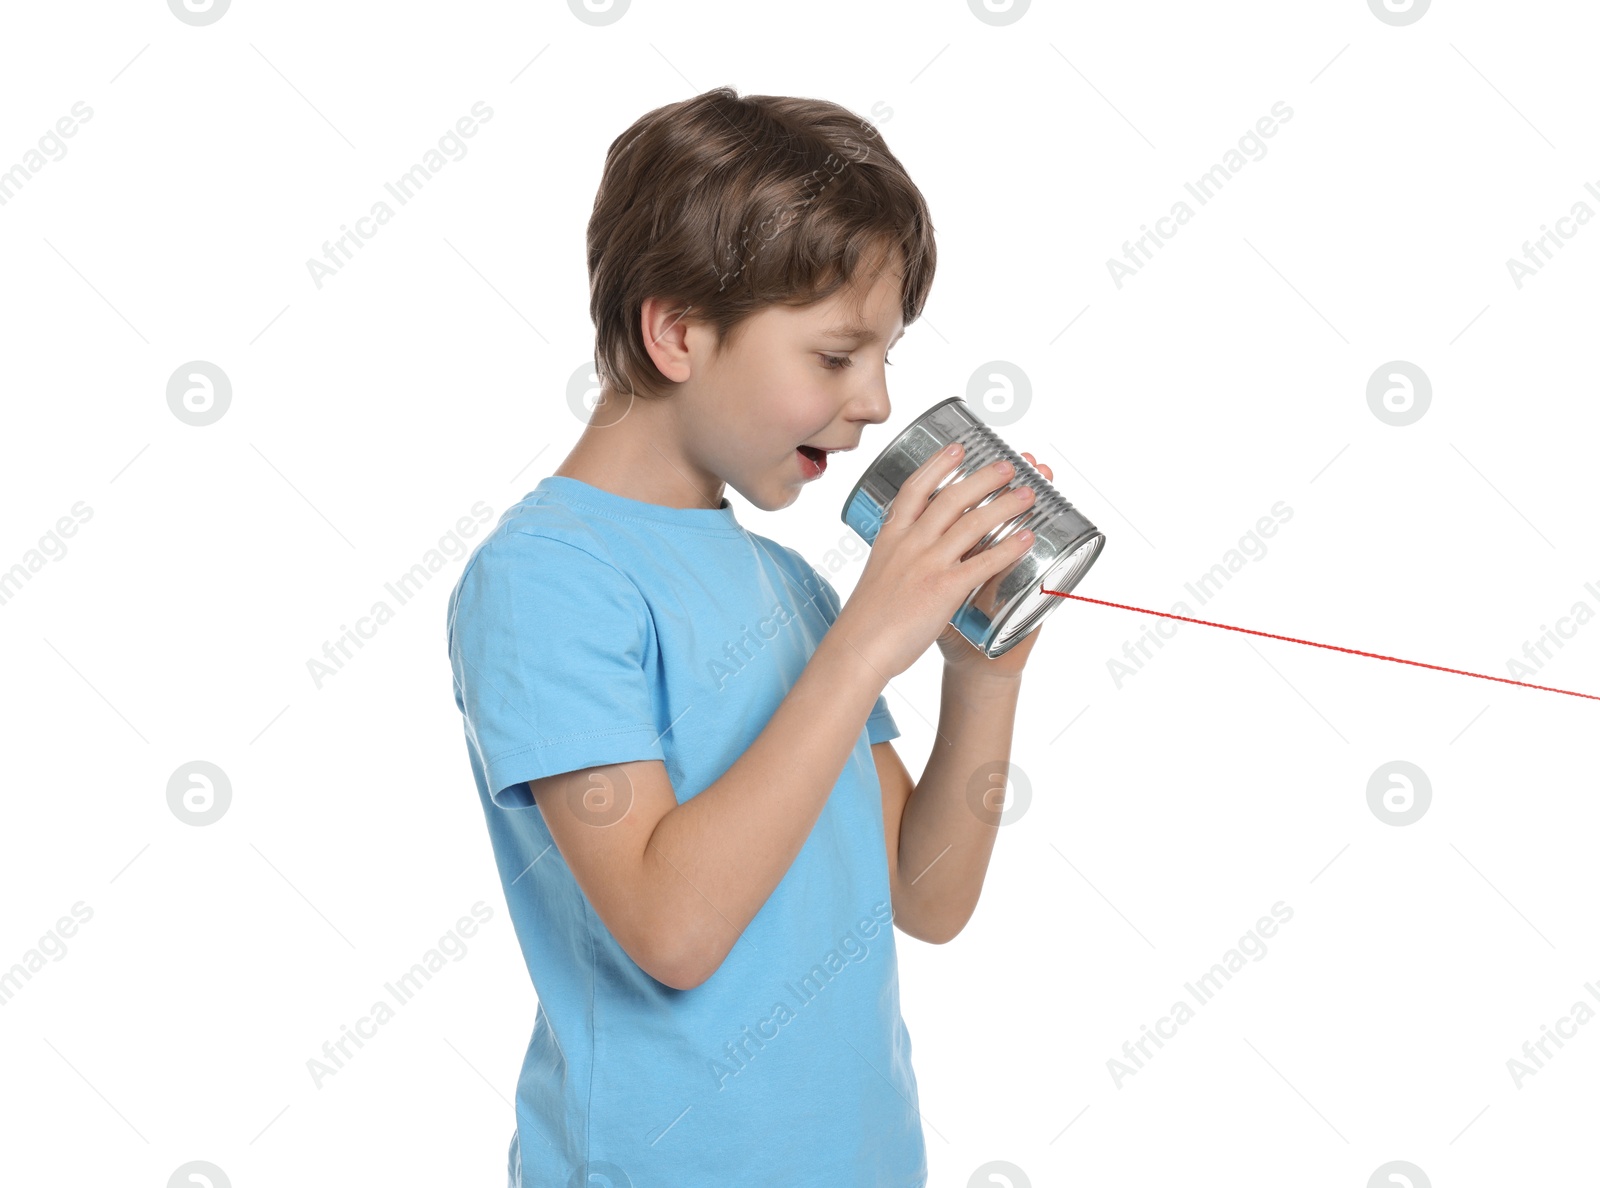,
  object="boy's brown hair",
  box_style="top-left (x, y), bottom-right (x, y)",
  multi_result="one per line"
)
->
top-left (587, 86), bottom-right (937, 399)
